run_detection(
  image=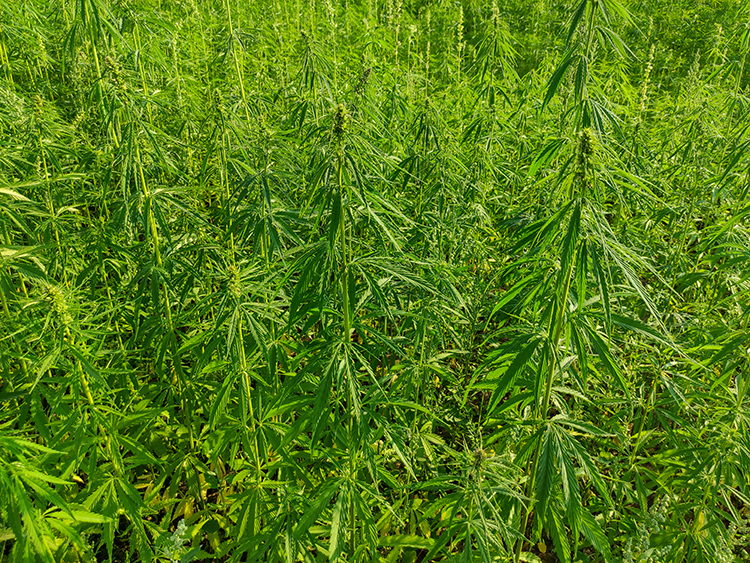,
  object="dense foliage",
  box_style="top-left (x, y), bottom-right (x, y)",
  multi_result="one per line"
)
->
top-left (1, 0), bottom-right (750, 561)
